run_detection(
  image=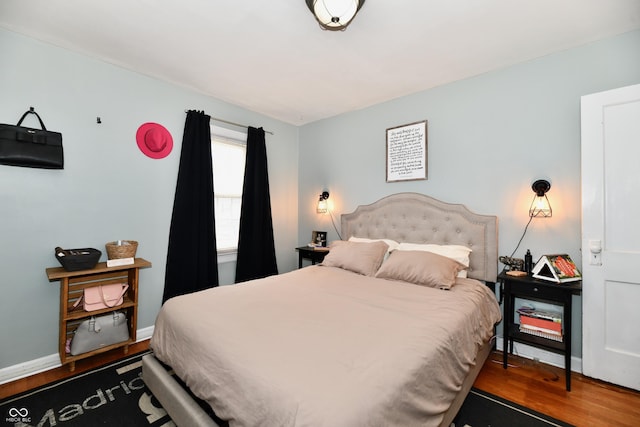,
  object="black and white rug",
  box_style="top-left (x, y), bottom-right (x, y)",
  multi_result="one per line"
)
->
top-left (453, 388), bottom-right (574, 427)
top-left (1, 353), bottom-right (573, 427)
top-left (0, 352), bottom-right (169, 427)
